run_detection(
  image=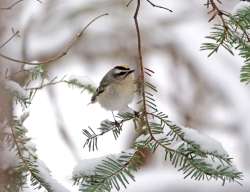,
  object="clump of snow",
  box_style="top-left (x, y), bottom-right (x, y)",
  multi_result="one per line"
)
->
top-left (23, 63), bottom-right (39, 71)
top-left (232, 1), bottom-right (250, 14)
top-left (73, 156), bottom-right (107, 176)
top-left (37, 160), bottom-right (70, 192)
top-left (182, 127), bottom-right (228, 157)
top-left (3, 80), bottom-right (28, 99)
top-left (73, 149), bottom-right (136, 177)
